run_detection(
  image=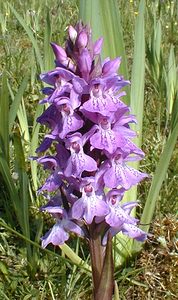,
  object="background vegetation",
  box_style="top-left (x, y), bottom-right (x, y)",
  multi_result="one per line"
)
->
top-left (0, 0), bottom-right (177, 299)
